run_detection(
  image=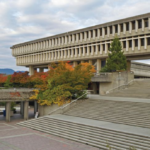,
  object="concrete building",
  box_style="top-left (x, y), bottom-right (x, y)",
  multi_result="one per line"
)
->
top-left (10, 13), bottom-right (150, 94)
top-left (131, 62), bottom-right (150, 78)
